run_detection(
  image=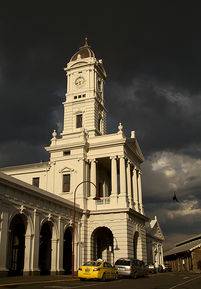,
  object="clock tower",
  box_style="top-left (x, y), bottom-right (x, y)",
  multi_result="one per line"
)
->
top-left (62, 38), bottom-right (107, 138)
